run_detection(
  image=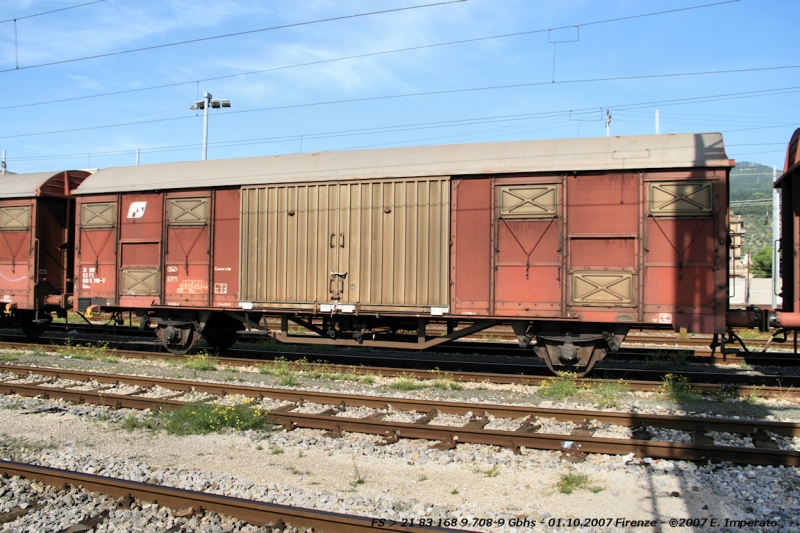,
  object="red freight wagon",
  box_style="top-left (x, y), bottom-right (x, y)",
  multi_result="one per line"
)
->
top-left (73, 133), bottom-right (735, 372)
top-left (0, 170), bottom-right (89, 336)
